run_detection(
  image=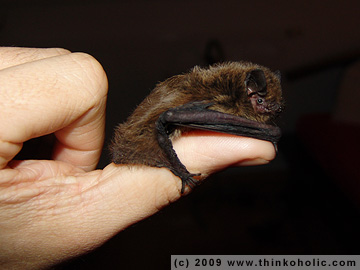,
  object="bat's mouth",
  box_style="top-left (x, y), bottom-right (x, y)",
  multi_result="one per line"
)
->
top-left (265, 103), bottom-right (283, 114)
